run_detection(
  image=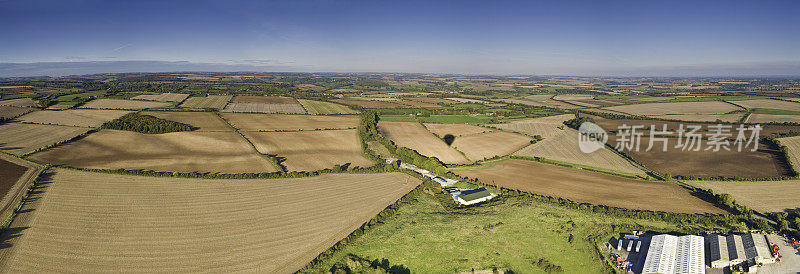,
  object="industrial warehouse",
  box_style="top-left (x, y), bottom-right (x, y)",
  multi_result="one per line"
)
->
top-left (607, 231), bottom-right (797, 274)
top-left (642, 234), bottom-right (705, 274)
